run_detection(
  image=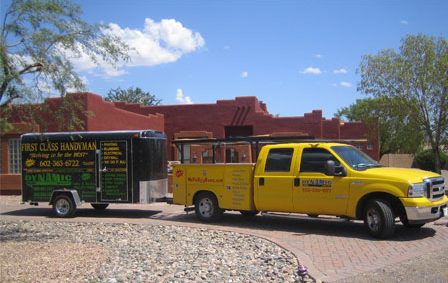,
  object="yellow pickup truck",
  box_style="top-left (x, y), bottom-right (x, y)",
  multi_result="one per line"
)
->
top-left (172, 142), bottom-right (447, 238)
